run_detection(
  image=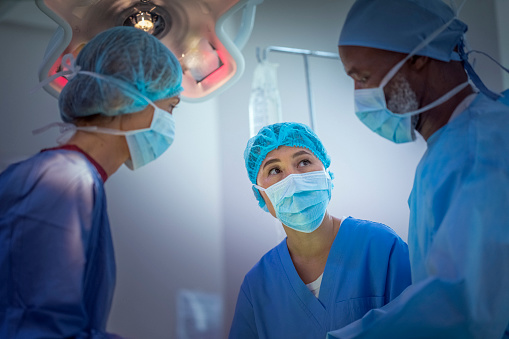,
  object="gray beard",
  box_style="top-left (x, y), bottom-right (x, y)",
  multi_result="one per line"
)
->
top-left (387, 74), bottom-right (419, 114)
